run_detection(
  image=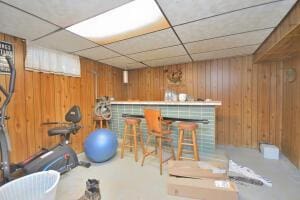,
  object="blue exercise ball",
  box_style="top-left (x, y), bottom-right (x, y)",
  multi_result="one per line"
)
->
top-left (84, 128), bottom-right (118, 163)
